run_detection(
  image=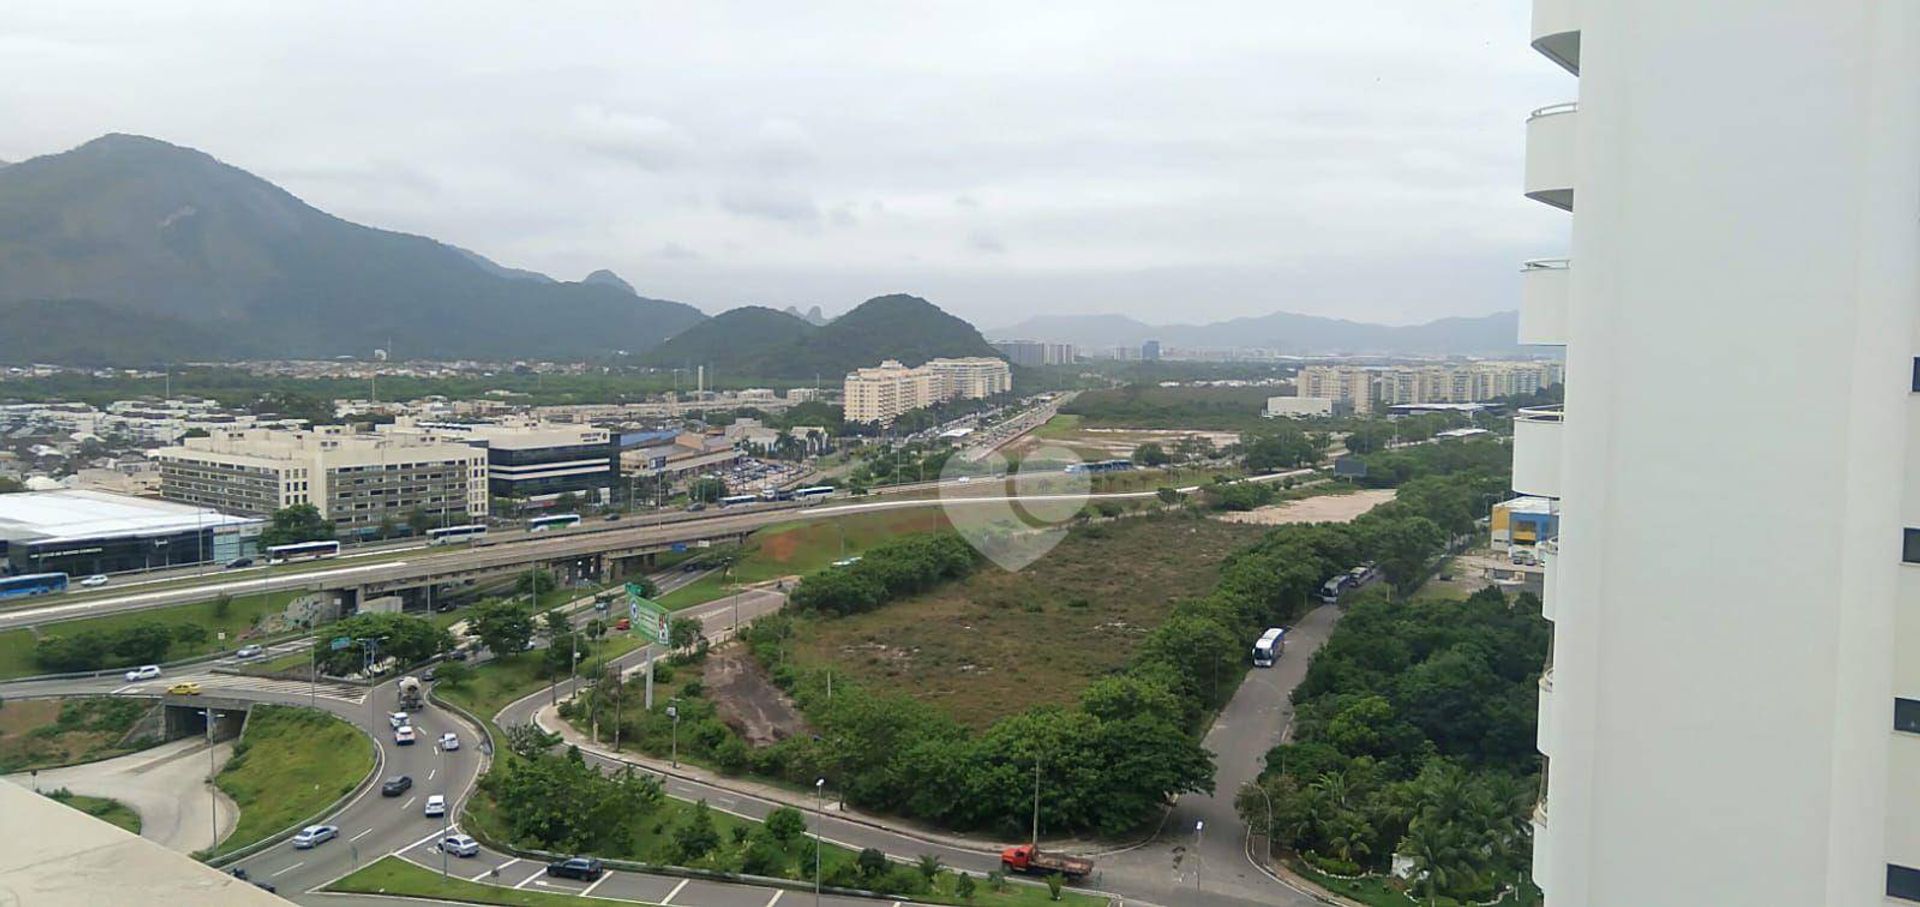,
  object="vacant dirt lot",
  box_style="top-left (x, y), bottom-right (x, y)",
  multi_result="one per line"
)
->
top-left (703, 643), bottom-right (810, 746)
top-left (1214, 487), bottom-right (1397, 525)
top-left (785, 513), bottom-right (1268, 728)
